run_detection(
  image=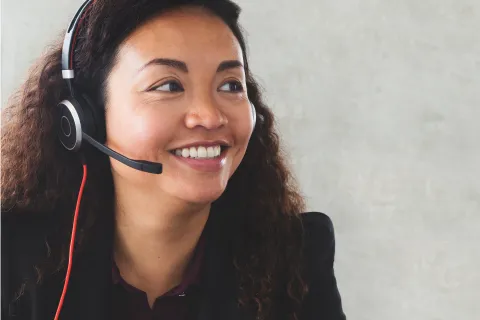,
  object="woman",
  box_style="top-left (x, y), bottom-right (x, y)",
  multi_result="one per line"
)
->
top-left (1, 0), bottom-right (346, 319)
